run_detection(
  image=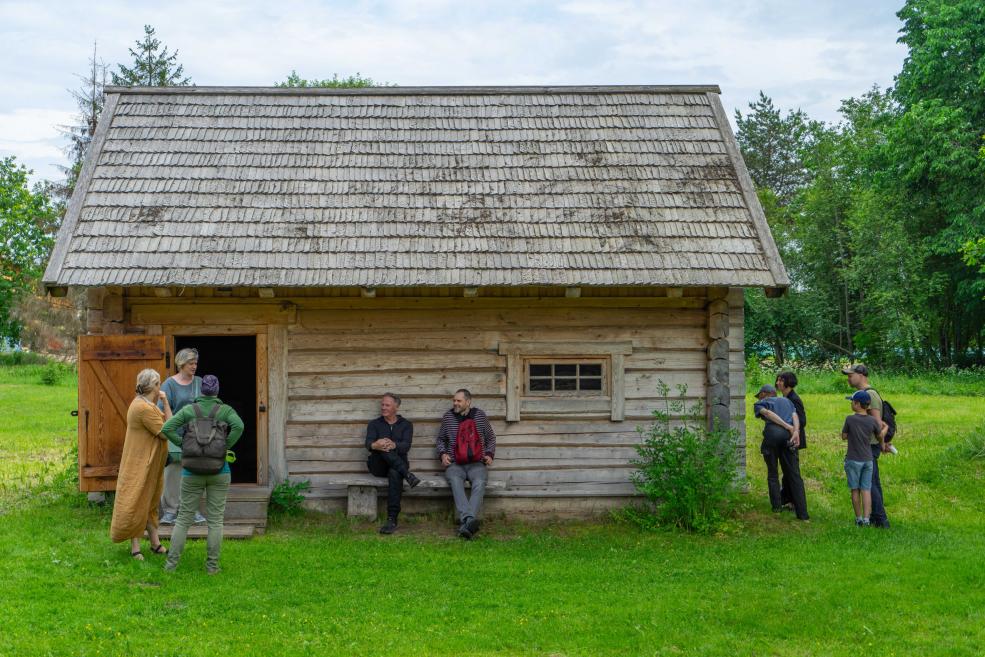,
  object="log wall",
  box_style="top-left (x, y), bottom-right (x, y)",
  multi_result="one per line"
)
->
top-left (108, 286), bottom-right (746, 507)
